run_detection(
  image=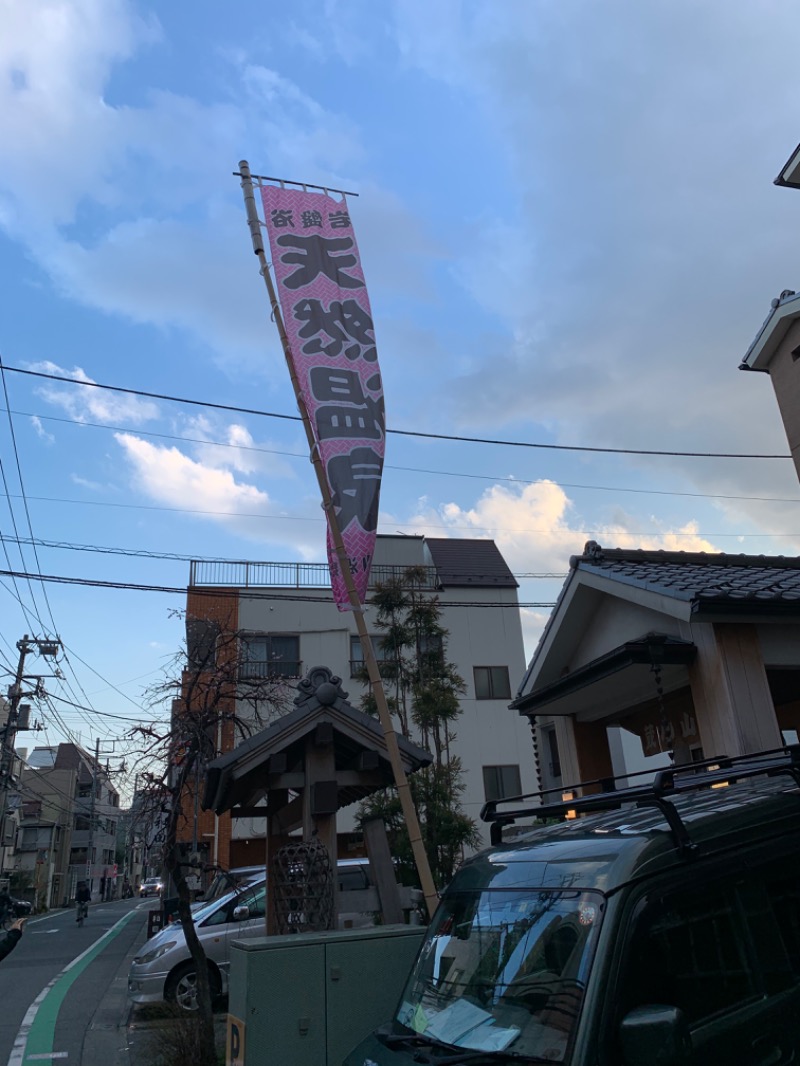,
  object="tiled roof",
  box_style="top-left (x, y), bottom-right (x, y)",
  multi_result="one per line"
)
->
top-left (574, 541), bottom-right (800, 609)
top-left (425, 538), bottom-right (518, 588)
